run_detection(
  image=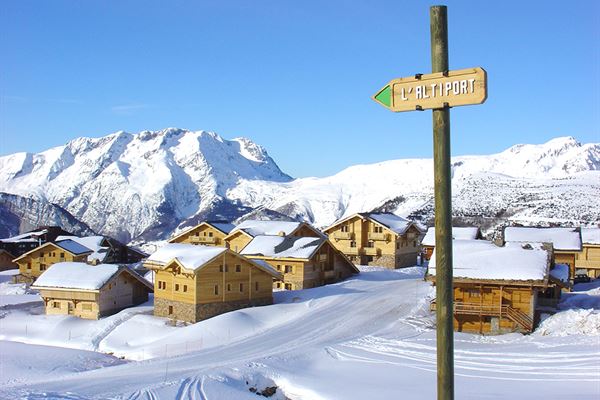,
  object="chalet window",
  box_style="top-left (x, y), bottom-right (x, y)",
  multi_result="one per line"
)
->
top-left (413, 241), bottom-right (417, 247)
top-left (235, 265), bottom-right (241, 273)
top-left (27, 263), bottom-right (31, 269)
top-left (52, 301), bottom-right (60, 308)
top-left (285, 265), bottom-right (293, 273)
top-left (40, 252), bottom-right (44, 258)
top-left (82, 303), bottom-right (92, 311)
top-left (220, 265), bottom-right (229, 272)
top-left (202, 231), bottom-right (206, 236)
top-left (255, 282), bottom-right (259, 291)
top-left (214, 285), bottom-right (219, 295)
top-left (239, 283), bottom-right (244, 292)
top-left (285, 283), bottom-right (292, 290)
top-left (227, 283), bottom-right (231, 292)
top-left (208, 232), bottom-right (213, 237)
top-left (350, 241), bottom-right (356, 248)
top-left (60, 252), bottom-right (65, 258)
top-left (195, 232), bottom-right (199, 236)
top-left (168, 306), bottom-right (173, 315)
top-left (367, 241), bottom-right (374, 248)
top-left (276, 265), bottom-right (281, 271)
top-left (396, 242), bottom-right (400, 249)
top-left (183, 285), bottom-right (187, 292)
top-left (374, 226), bottom-right (383, 233)
top-left (341, 225), bottom-right (349, 232)
top-left (276, 282), bottom-right (281, 288)
top-left (175, 284), bottom-right (180, 291)
top-left (40, 264), bottom-right (46, 271)
top-left (468, 290), bottom-right (481, 298)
